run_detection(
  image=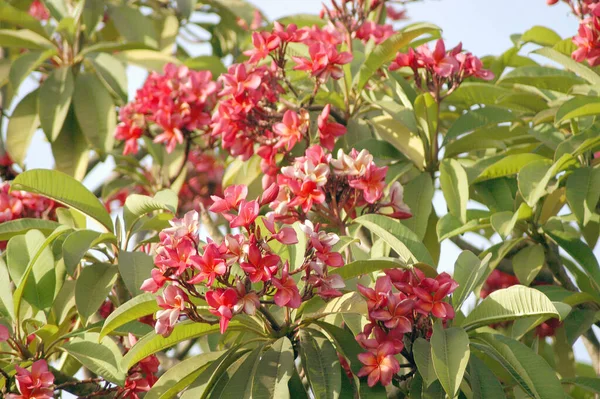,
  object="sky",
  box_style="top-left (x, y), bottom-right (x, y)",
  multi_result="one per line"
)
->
top-left (11, 0), bottom-right (598, 367)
